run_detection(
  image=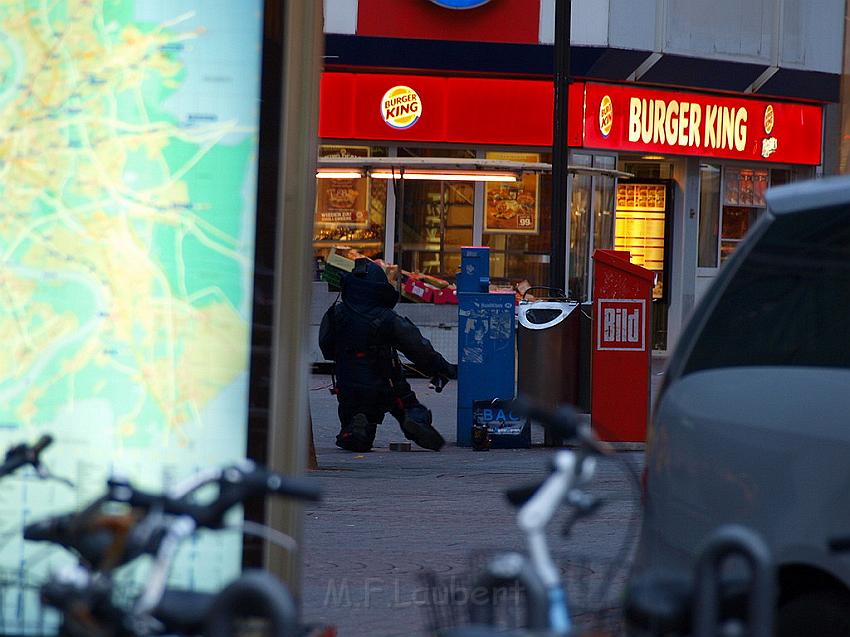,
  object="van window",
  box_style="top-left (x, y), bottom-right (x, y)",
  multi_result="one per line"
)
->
top-left (683, 205), bottom-right (850, 374)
